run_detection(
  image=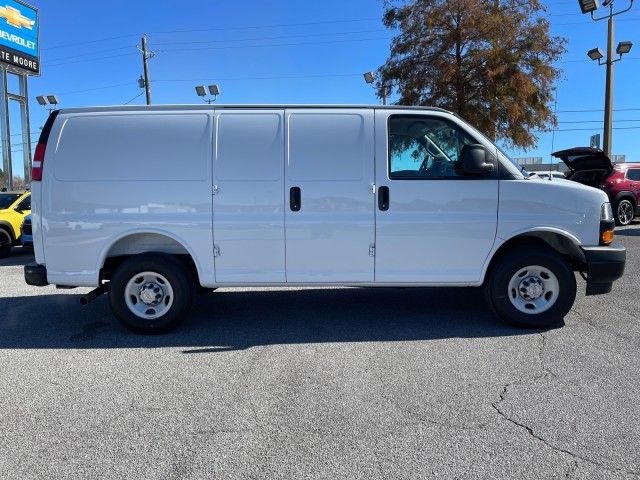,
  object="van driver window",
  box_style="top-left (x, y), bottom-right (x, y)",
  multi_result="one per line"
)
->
top-left (389, 116), bottom-right (477, 179)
